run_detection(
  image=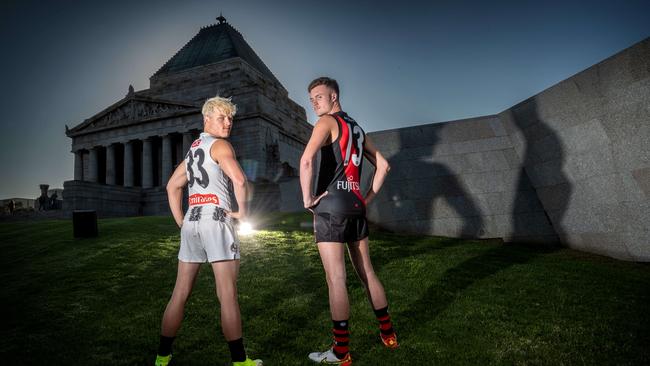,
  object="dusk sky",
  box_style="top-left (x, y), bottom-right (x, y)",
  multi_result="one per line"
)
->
top-left (0, 0), bottom-right (648, 199)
